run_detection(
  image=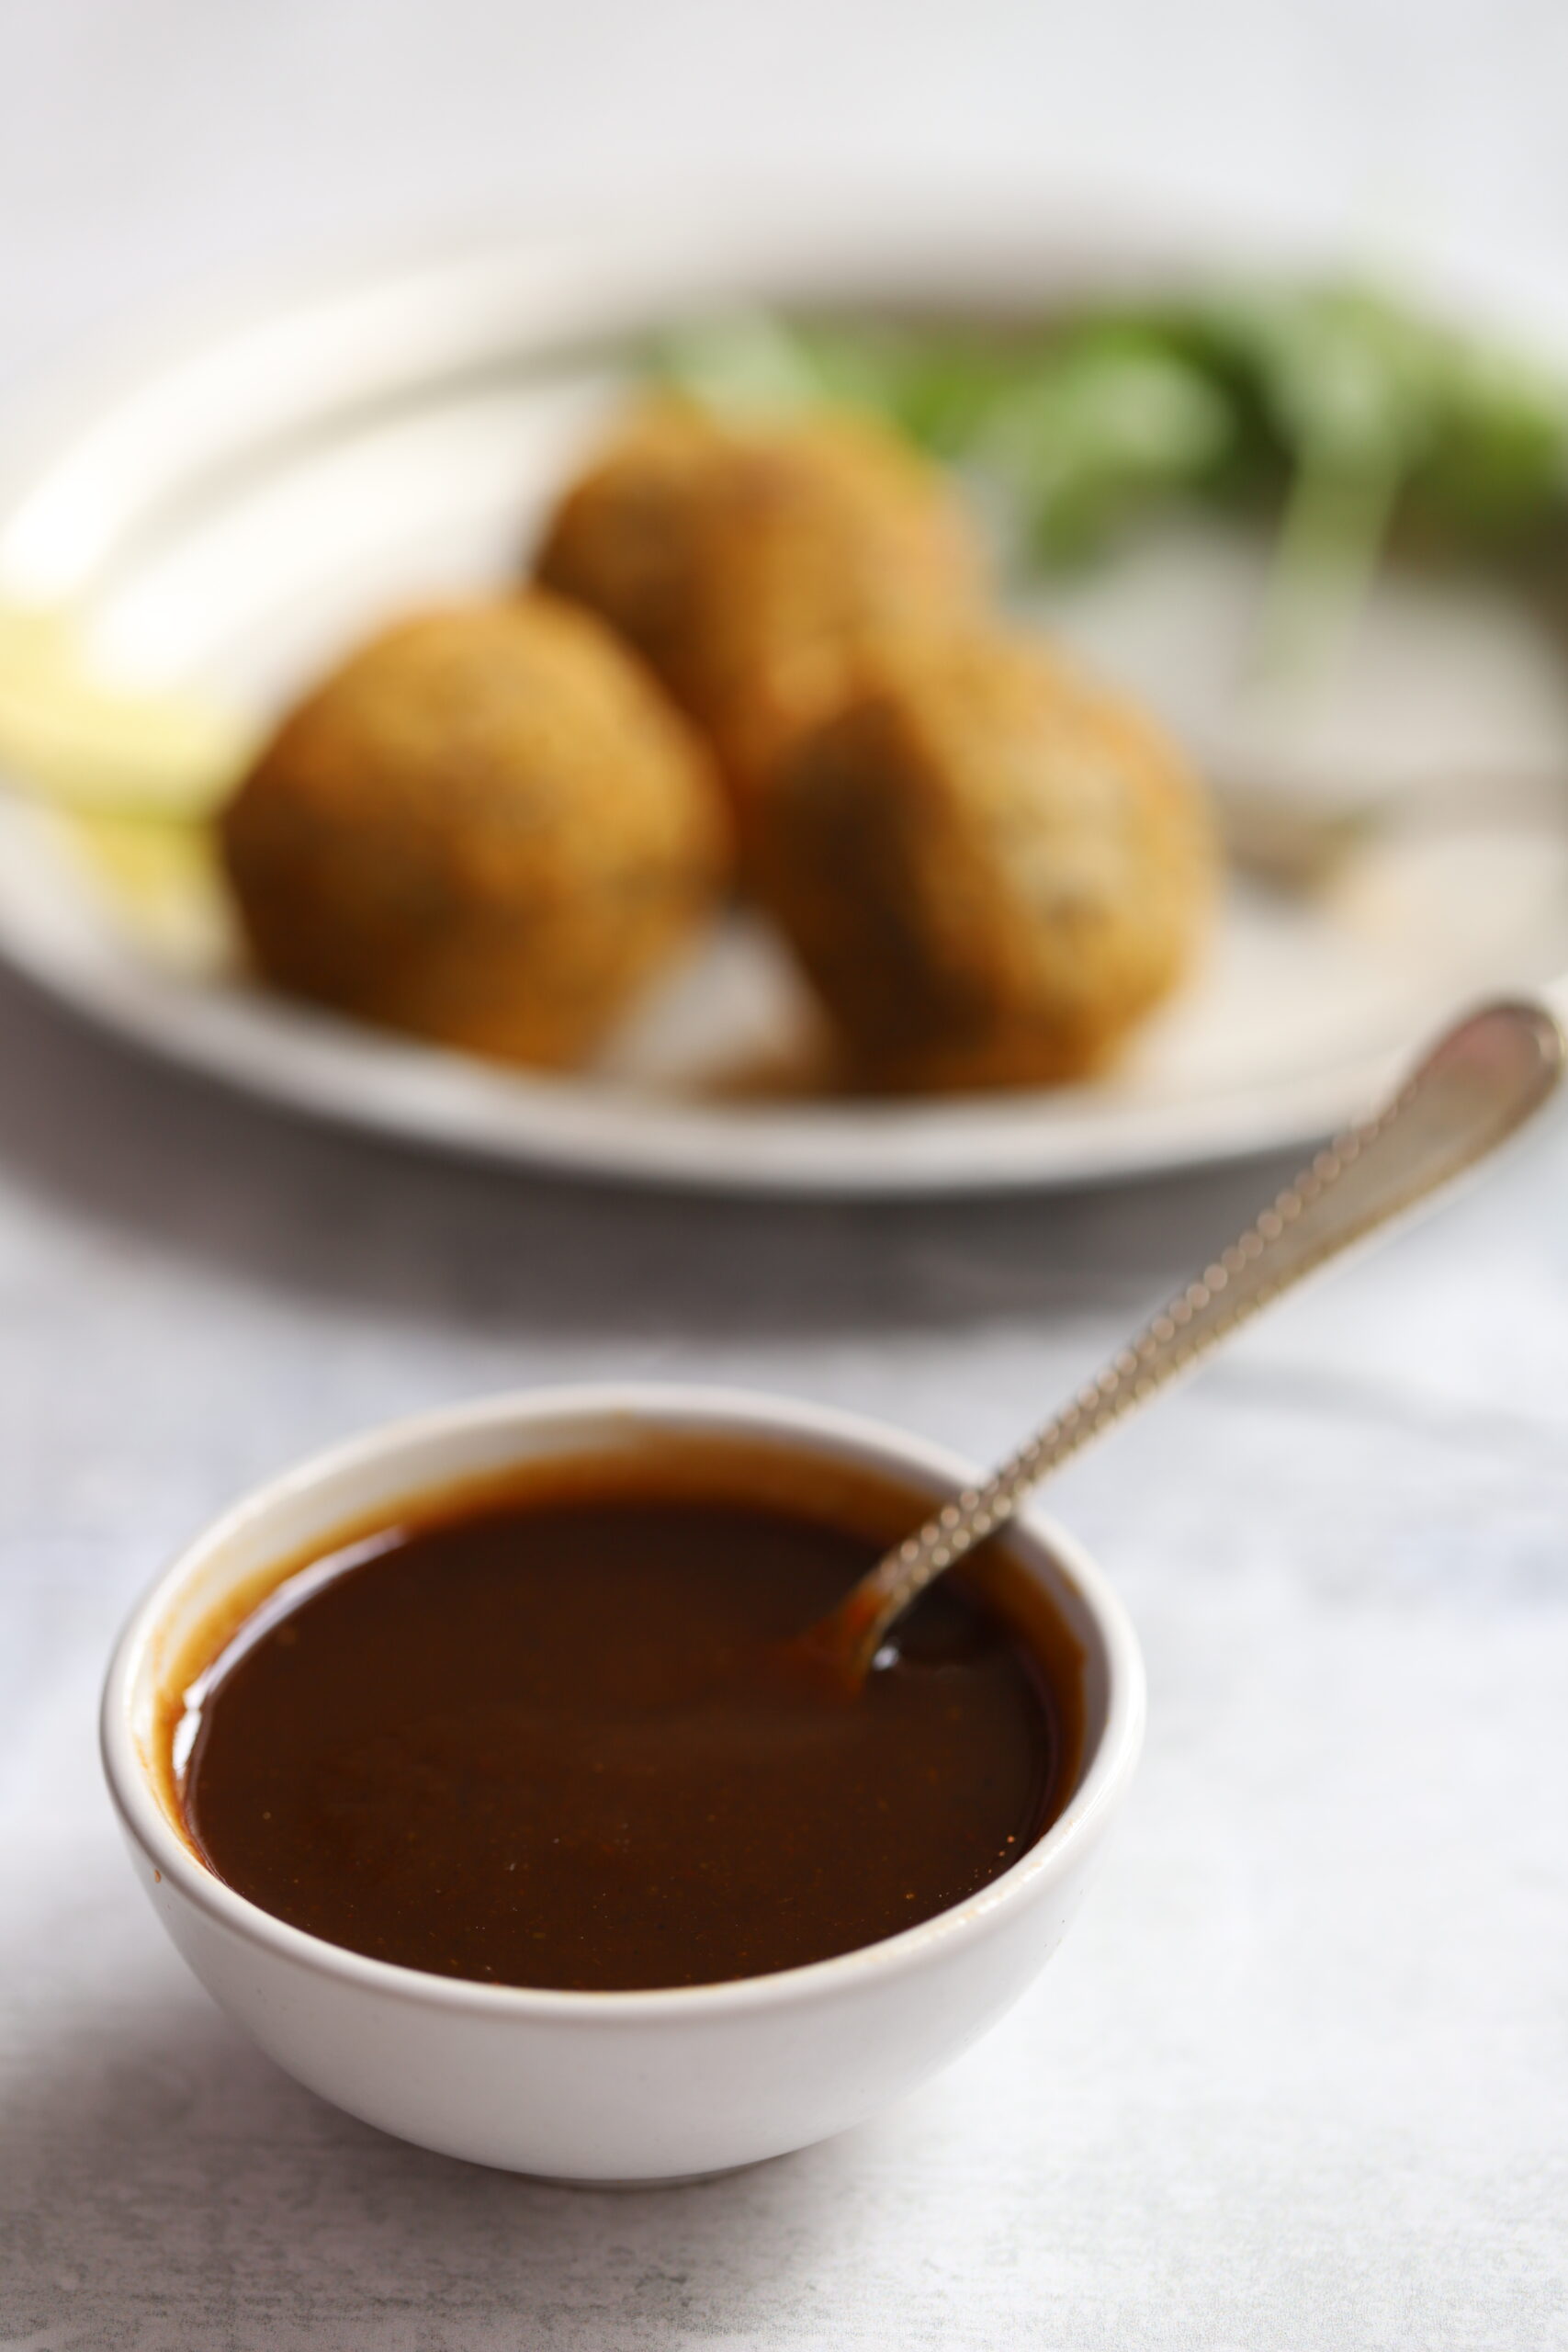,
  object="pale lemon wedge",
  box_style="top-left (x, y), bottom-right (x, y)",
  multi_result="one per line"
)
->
top-left (0, 605), bottom-right (252, 967)
top-left (0, 604), bottom-right (254, 821)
